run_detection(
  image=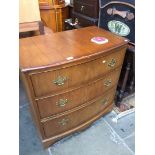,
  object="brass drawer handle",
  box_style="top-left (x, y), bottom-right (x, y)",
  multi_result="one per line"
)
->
top-left (56, 99), bottom-right (68, 107)
top-left (53, 76), bottom-right (67, 86)
top-left (108, 58), bottom-right (116, 68)
top-left (81, 5), bottom-right (85, 11)
top-left (101, 98), bottom-right (109, 105)
top-left (104, 79), bottom-right (112, 87)
top-left (58, 118), bottom-right (69, 126)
